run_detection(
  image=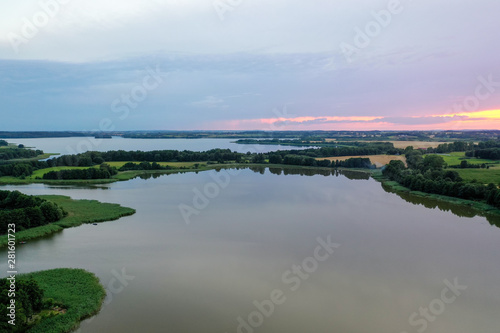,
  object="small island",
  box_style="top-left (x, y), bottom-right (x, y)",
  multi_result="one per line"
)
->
top-left (1, 268), bottom-right (106, 333)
